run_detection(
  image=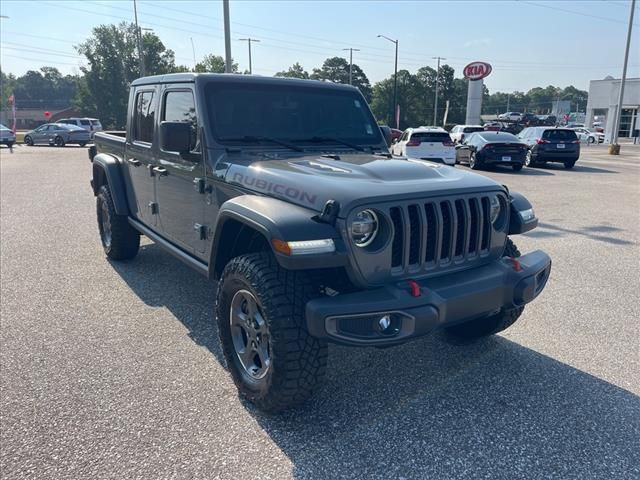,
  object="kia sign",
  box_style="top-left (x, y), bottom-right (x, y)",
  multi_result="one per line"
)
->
top-left (464, 61), bottom-right (492, 125)
top-left (463, 62), bottom-right (492, 81)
